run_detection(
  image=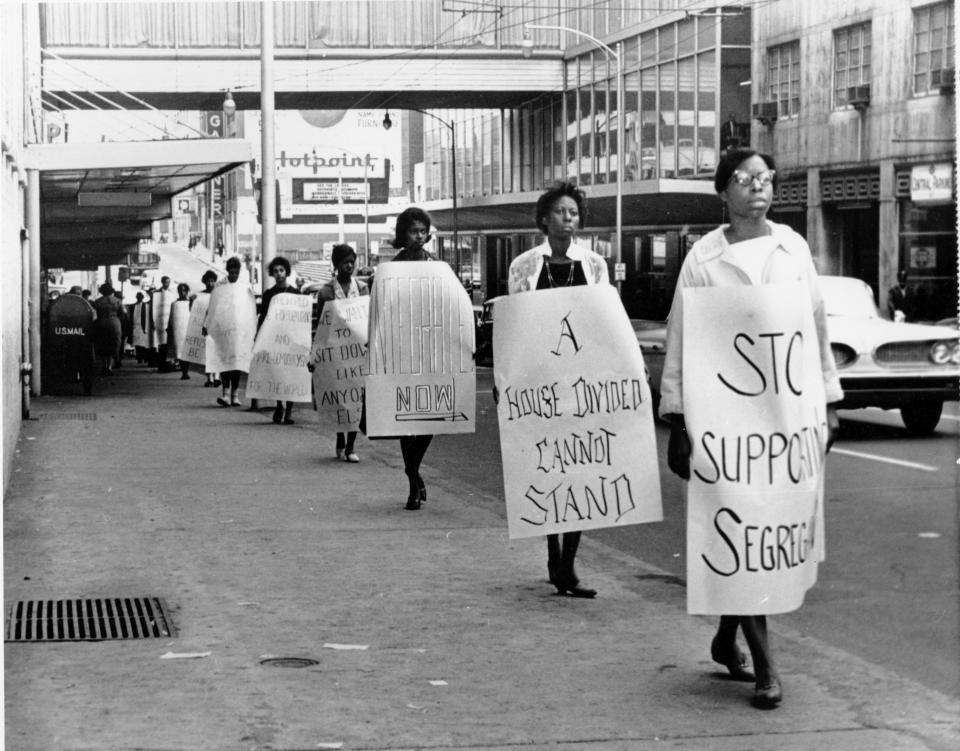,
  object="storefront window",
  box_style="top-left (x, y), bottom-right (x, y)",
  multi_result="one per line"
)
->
top-left (697, 51), bottom-right (717, 175)
top-left (639, 68), bottom-right (658, 179)
top-left (579, 87), bottom-right (593, 185)
top-left (899, 200), bottom-right (958, 320)
top-left (594, 77), bottom-right (609, 183)
top-left (659, 63), bottom-right (676, 177)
